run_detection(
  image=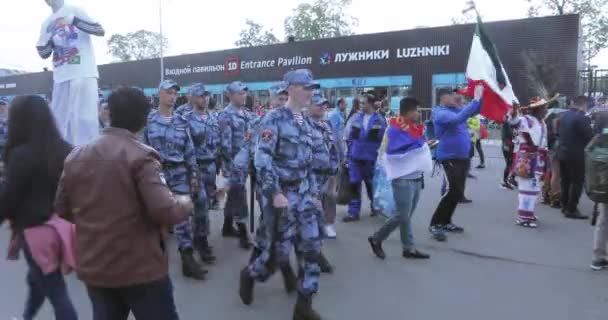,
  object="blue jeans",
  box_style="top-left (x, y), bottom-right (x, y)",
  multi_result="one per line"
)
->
top-left (87, 276), bottom-right (179, 320)
top-left (372, 178), bottom-right (422, 250)
top-left (22, 240), bottom-right (77, 320)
